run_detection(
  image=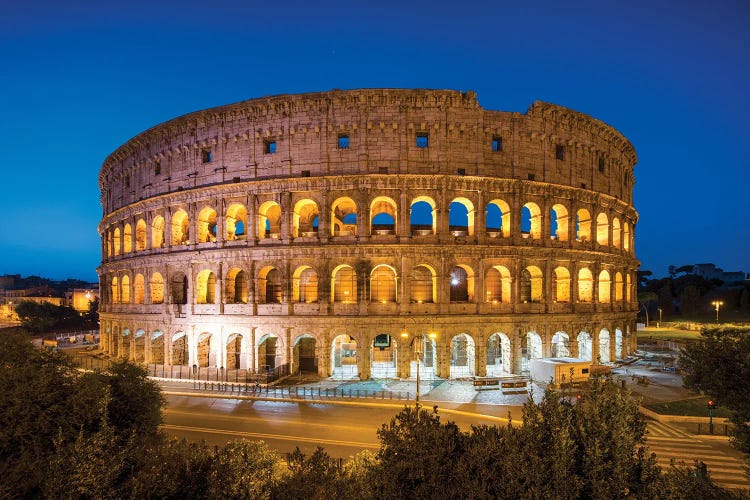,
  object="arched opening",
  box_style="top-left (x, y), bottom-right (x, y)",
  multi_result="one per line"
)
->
top-left (577, 331), bottom-right (592, 361)
top-left (551, 332), bottom-right (570, 357)
top-left (113, 228), bottom-right (121, 256)
top-left (521, 202), bottom-right (542, 239)
top-left (521, 331), bottom-right (543, 373)
top-left (615, 329), bottom-right (624, 360)
top-left (135, 219), bottom-right (147, 251)
top-left (332, 265), bottom-right (357, 303)
top-left (520, 266), bottom-right (543, 303)
top-left (293, 199), bottom-right (319, 237)
top-left (576, 209), bottom-right (591, 242)
top-left (151, 215), bottom-right (165, 249)
top-left (258, 201), bottom-right (281, 239)
top-left (293, 266), bottom-right (318, 303)
top-left (370, 334), bottom-right (397, 378)
top-left (596, 212), bottom-right (609, 246)
top-left (449, 265), bottom-right (474, 302)
top-left (599, 329), bottom-right (611, 363)
top-left (615, 272), bottom-right (624, 302)
top-left (120, 275), bottom-right (130, 303)
top-left (111, 276), bottom-right (120, 304)
top-left (410, 197), bottom-right (435, 235)
top-left (486, 333), bottom-right (511, 375)
top-left (121, 328), bottom-right (131, 359)
top-left (450, 333), bottom-right (476, 378)
top-left (197, 332), bottom-right (215, 367)
top-left (410, 264), bottom-right (436, 303)
top-left (293, 334), bottom-right (317, 373)
top-left (123, 224), bottom-right (133, 253)
top-left (111, 327), bottom-right (120, 357)
top-left (258, 267), bottom-right (282, 304)
top-left (598, 270), bottom-right (611, 303)
top-left (170, 272), bottom-right (188, 305)
top-left (197, 207), bottom-right (218, 243)
top-left (370, 265), bottom-right (397, 303)
top-left (133, 329), bottom-right (145, 363)
top-left (226, 333), bottom-right (244, 370)
top-left (149, 331), bottom-right (164, 364)
top-left (550, 204), bottom-right (569, 241)
top-left (133, 274), bottom-right (145, 304)
top-left (553, 267), bottom-right (571, 302)
top-left (578, 268), bottom-right (593, 302)
top-left (626, 273), bottom-right (632, 302)
top-left (171, 209), bottom-right (189, 246)
top-left (150, 273), bottom-right (164, 304)
top-left (485, 265), bottom-right (511, 303)
top-left (171, 332), bottom-right (188, 365)
top-left (195, 270), bottom-right (216, 304)
top-left (331, 197), bottom-right (357, 236)
top-left (370, 196), bottom-right (397, 235)
top-left (486, 199), bottom-right (510, 237)
top-left (612, 217), bottom-right (622, 248)
top-left (106, 231), bottom-right (112, 257)
top-left (449, 198), bottom-right (475, 236)
top-left (258, 334), bottom-right (280, 373)
top-left (331, 334), bottom-right (358, 379)
top-left (225, 268), bottom-right (248, 304)
top-left (623, 222), bottom-right (631, 251)
top-left (225, 203), bottom-right (248, 240)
